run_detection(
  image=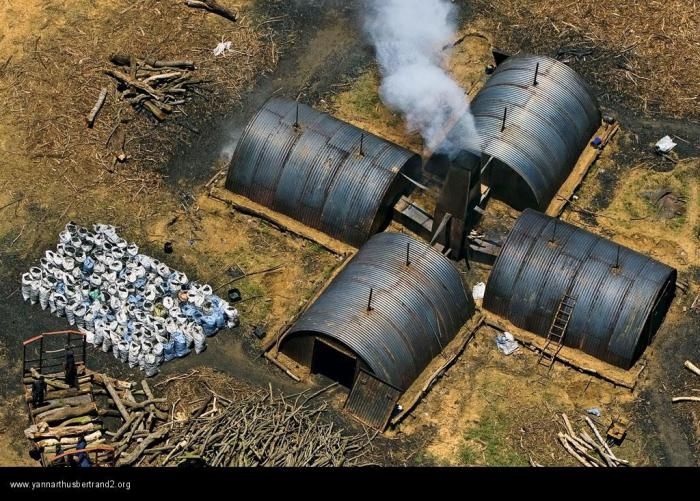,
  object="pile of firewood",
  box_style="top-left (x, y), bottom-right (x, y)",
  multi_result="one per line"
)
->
top-left (25, 369), bottom-right (373, 467)
top-left (93, 373), bottom-right (171, 465)
top-left (104, 54), bottom-right (202, 122)
top-left (146, 386), bottom-right (374, 467)
top-left (24, 368), bottom-right (103, 454)
top-left (556, 413), bottom-right (629, 467)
